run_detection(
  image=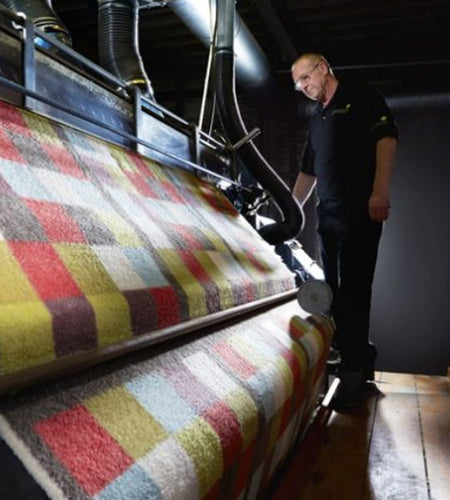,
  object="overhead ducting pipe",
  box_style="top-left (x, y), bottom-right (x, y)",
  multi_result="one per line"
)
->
top-left (98, 0), bottom-right (155, 98)
top-left (0, 0), bottom-right (71, 45)
top-left (214, 0), bottom-right (303, 246)
top-left (168, 0), bottom-right (273, 92)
